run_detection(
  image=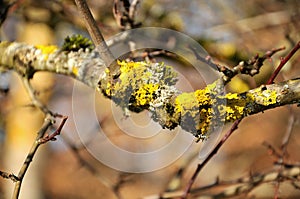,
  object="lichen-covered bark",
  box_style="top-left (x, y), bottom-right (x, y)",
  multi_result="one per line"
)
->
top-left (1, 41), bottom-right (300, 140)
top-left (0, 41), bottom-right (104, 88)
